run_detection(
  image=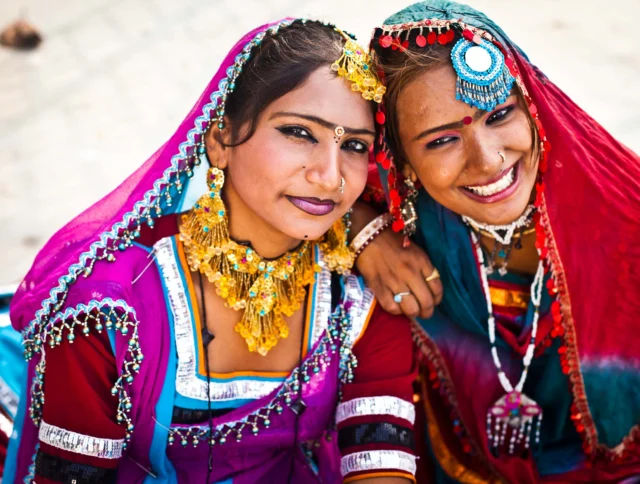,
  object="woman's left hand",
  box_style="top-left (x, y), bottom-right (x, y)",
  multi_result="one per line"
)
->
top-left (354, 224), bottom-right (443, 319)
